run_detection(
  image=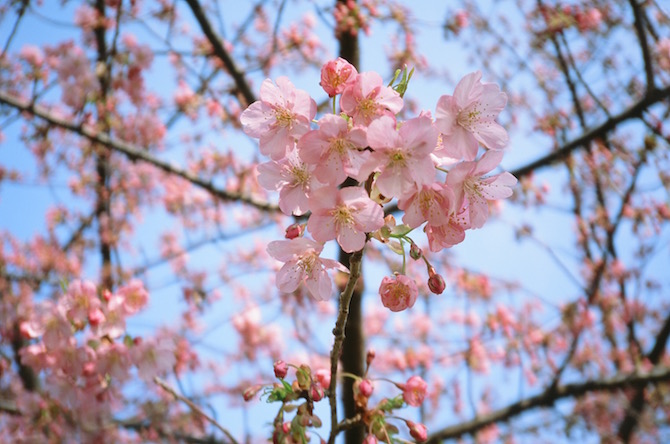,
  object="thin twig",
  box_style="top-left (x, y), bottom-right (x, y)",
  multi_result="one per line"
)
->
top-left (154, 377), bottom-right (240, 444)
